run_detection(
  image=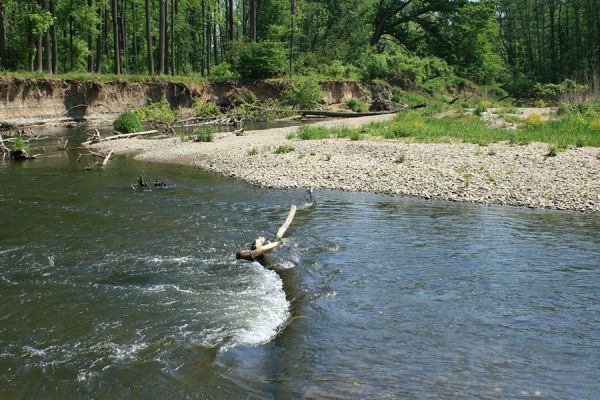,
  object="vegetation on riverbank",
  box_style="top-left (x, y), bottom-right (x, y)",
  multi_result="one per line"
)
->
top-left (289, 100), bottom-right (600, 148)
top-left (1, 1), bottom-right (598, 105)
